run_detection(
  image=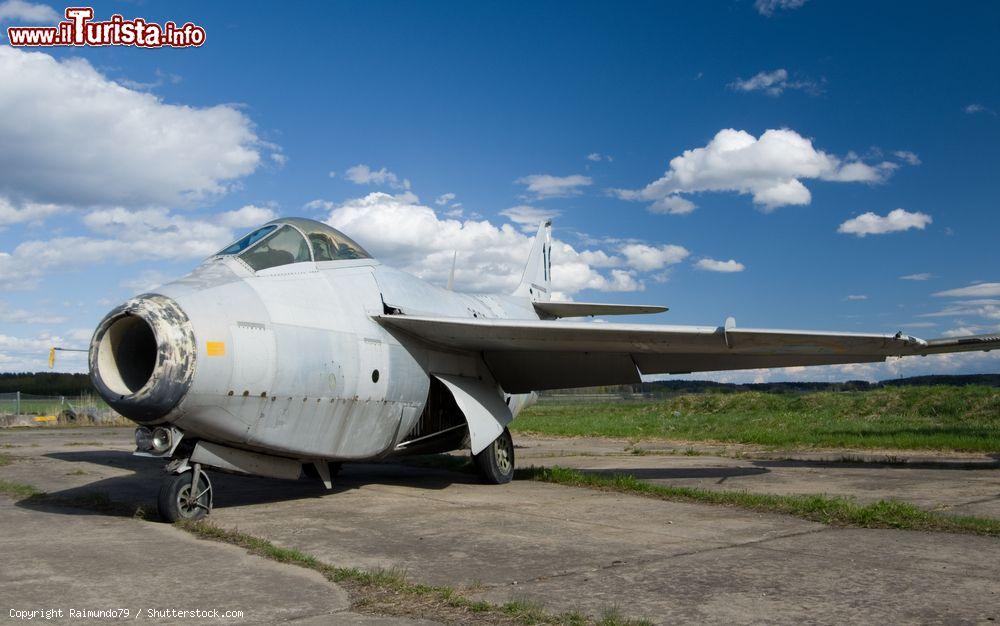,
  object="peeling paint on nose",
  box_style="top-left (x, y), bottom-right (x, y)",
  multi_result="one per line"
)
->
top-left (89, 295), bottom-right (197, 424)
